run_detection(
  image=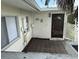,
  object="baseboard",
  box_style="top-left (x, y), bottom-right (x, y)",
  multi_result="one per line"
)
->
top-left (32, 37), bottom-right (49, 40)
